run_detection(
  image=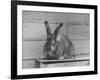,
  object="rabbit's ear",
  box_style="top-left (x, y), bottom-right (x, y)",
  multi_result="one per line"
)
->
top-left (53, 23), bottom-right (63, 37)
top-left (44, 21), bottom-right (51, 36)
